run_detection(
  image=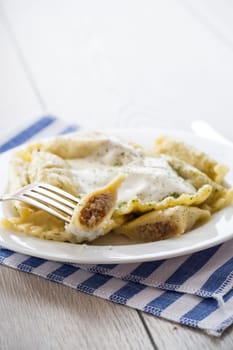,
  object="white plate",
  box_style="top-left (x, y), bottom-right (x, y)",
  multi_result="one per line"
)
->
top-left (0, 128), bottom-right (233, 264)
